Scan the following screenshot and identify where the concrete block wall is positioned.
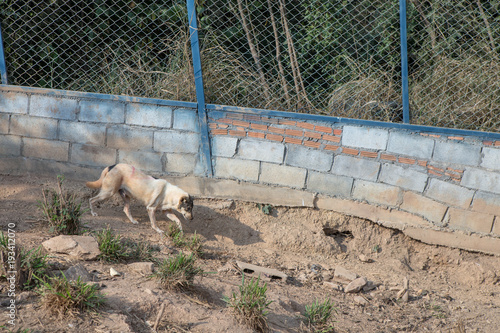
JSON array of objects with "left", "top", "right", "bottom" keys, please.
[
  {"left": 0, "top": 87, "right": 203, "bottom": 178},
  {"left": 208, "top": 110, "right": 500, "bottom": 254},
  {"left": 1, "top": 85, "right": 499, "bottom": 255}
]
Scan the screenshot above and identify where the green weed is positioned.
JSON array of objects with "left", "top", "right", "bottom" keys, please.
[
  {"left": 0, "top": 232, "right": 49, "bottom": 290},
  {"left": 224, "top": 274, "right": 273, "bottom": 333},
  {"left": 303, "top": 298, "right": 337, "bottom": 333},
  {"left": 37, "top": 274, "right": 105, "bottom": 317},
  {"left": 153, "top": 252, "right": 204, "bottom": 290},
  {"left": 38, "top": 175, "right": 86, "bottom": 235}
]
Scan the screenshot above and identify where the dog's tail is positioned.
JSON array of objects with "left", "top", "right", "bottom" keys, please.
[{"left": 86, "top": 165, "right": 113, "bottom": 189}]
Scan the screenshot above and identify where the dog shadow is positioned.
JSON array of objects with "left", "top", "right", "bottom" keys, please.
[{"left": 188, "top": 204, "right": 263, "bottom": 247}]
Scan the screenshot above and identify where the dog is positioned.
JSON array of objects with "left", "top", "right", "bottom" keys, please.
[{"left": 86, "top": 163, "right": 193, "bottom": 234}]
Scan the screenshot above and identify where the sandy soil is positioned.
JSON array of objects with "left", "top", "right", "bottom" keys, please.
[{"left": 0, "top": 174, "right": 499, "bottom": 332}]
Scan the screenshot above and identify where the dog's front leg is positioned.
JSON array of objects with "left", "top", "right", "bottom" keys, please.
[
  {"left": 165, "top": 211, "right": 183, "bottom": 233},
  {"left": 147, "top": 207, "right": 164, "bottom": 234},
  {"left": 119, "top": 190, "right": 139, "bottom": 224}
]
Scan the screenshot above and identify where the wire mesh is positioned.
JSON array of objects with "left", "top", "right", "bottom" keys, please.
[
  {"left": 0, "top": 0, "right": 196, "bottom": 102},
  {"left": 1, "top": 0, "right": 499, "bottom": 132},
  {"left": 198, "top": 0, "right": 403, "bottom": 122}
]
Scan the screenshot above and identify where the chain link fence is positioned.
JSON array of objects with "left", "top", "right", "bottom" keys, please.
[
  {"left": 0, "top": 0, "right": 196, "bottom": 102},
  {"left": 1, "top": 0, "right": 499, "bottom": 132}
]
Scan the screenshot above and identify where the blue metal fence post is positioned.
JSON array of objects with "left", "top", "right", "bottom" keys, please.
[
  {"left": 399, "top": 0, "right": 410, "bottom": 123},
  {"left": 186, "top": 0, "right": 213, "bottom": 177},
  {"left": 0, "top": 19, "right": 8, "bottom": 85}
]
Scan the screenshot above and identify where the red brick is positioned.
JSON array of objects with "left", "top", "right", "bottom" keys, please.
[
  {"left": 381, "top": 154, "right": 397, "bottom": 161},
  {"left": 243, "top": 114, "right": 261, "bottom": 121},
  {"left": 296, "top": 122, "right": 315, "bottom": 130},
  {"left": 212, "top": 129, "right": 227, "bottom": 135},
  {"left": 285, "top": 129, "right": 303, "bottom": 137},
  {"left": 360, "top": 151, "right": 378, "bottom": 158},
  {"left": 208, "top": 123, "right": 217, "bottom": 129},
  {"left": 266, "top": 134, "right": 283, "bottom": 142},
  {"left": 304, "top": 131, "right": 322, "bottom": 139},
  {"left": 444, "top": 171, "right": 461, "bottom": 179},
  {"left": 342, "top": 148, "right": 359, "bottom": 155},
  {"left": 315, "top": 126, "right": 332, "bottom": 134},
  {"left": 279, "top": 119, "right": 296, "bottom": 126},
  {"left": 323, "top": 135, "right": 341, "bottom": 143},
  {"left": 324, "top": 144, "right": 340, "bottom": 151},
  {"left": 233, "top": 120, "right": 250, "bottom": 127},
  {"left": 429, "top": 134, "right": 441, "bottom": 138},
  {"left": 428, "top": 165, "right": 445, "bottom": 172},
  {"left": 417, "top": 160, "right": 428, "bottom": 167},
  {"left": 226, "top": 113, "right": 243, "bottom": 119},
  {"left": 218, "top": 118, "right": 233, "bottom": 124},
  {"left": 495, "top": 141, "right": 500, "bottom": 147},
  {"left": 483, "top": 141, "right": 493, "bottom": 146},
  {"left": 428, "top": 170, "right": 443, "bottom": 177},
  {"left": 448, "top": 136, "right": 464, "bottom": 141},
  {"left": 447, "top": 167, "right": 464, "bottom": 173},
  {"left": 261, "top": 117, "right": 280, "bottom": 124},
  {"left": 303, "top": 140, "right": 321, "bottom": 148},
  {"left": 251, "top": 123, "right": 268, "bottom": 131},
  {"left": 248, "top": 131, "right": 266, "bottom": 139},
  {"left": 229, "top": 130, "right": 246, "bottom": 137},
  {"left": 285, "top": 137, "right": 302, "bottom": 145},
  {"left": 269, "top": 126, "right": 285, "bottom": 135},
  {"left": 333, "top": 129, "right": 343, "bottom": 136},
  {"left": 399, "top": 157, "right": 416, "bottom": 165},
  {"left": 219, "top": 124, "right": 229, "bottom": 129}
]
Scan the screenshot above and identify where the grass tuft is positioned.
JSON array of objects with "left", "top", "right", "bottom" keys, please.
[
  {"left": 38, "top": 175, "right": 86, "bottom": 235},
  {"left": 38, "top": 274, "right": 105, "bottom": 318},
  {"left": 303, "top": 298, "right": 337, "bottom": 333},
  {"left": 224, "top": 274, "right": 272, "bottom": 333},
  {"left": 167, "top": 225, "right": 203, "bottom": 257},
  {"left": 153, "top": 252, "right": 204, "bottom": 290},
  {"left": 0, "top": 232, "right": 49, "bottom": 290},
  {"left": 94, "top": 226, "right": 157, "bottom": 263}
]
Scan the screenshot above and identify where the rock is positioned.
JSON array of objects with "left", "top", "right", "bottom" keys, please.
[
  {"left": 64, "top": 264, "right": 94, "bottom": 282},
  {"left": 42, "top": 235, "right": 100, "bottom": 260},
  {"left": 334, "top": 266, "right": 358, "bottom": 281},
  {"left": 110, "top": 267, "right": 121, "bottom": 276},
  {"left": 353, "top": 295, "right": 369, "bottom": 306},
  {"left": 323, "top": 281, "right": 344, "bottom": 292},
  {"left": 345, "top": 277, "right": 368, "bottom": 293},
  {"left": 236, "top": 261, "right": 288, "bottom": 281},
  {"left": 128, "top": 262, "right": 154, "bottom": 275},
  {"left": 362, "top": 280, "right": 378, "bottom": 292}
]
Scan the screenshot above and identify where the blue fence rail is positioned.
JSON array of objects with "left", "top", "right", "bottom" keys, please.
[{"left": 0, "top": 0, "right": 498, "bottom": 135}]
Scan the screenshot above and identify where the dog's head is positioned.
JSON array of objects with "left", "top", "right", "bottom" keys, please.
[{"left": 177, "top": 195, "right": 194, "bottom": 220}]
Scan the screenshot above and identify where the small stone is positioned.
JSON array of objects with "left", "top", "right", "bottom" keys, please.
[
  {"left": 64, "top": 264, "right": 94, "bottom": 282},
  {"left": 362, "top": 280, "right": 377, "bottom": 292},
  {"left": 110, "top": 267, "right": 121, "bottom": 276},
  {"left": 345, "top": 277, "right": 368, "bottom": 293},
  {"left": 353, "top": 296, "right": 369, "bottom": 306},
  {"left": 42, "top": 235, "right": 100, "bottom": 260},
  {"left": 323, "top": 281, "right": 344, "bottom": 292},
  {"left": 334, "top": 266, "right": 358, "bottom": 281}
]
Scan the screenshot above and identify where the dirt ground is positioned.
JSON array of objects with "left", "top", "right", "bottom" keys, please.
[{"left": 0, "top": 173, "right": 499, "bottom": 333}]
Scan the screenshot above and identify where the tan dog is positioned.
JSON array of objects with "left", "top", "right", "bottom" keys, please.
[{"left": 86, "top": 163, "right": 193, "bottom": 234}]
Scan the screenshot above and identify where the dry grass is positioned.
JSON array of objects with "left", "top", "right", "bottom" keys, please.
[{"left": 38, "top": 275, "right": 105, "bottom": 318}]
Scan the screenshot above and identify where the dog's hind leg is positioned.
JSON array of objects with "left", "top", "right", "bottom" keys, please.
[
  {"left": 119, "top": 190, "right": 139, "bottom": 225},
  {"left": 147, "top": 207, "right": 164, "bottom": 234},
  {"left": 89, "top": 190, "right": 114, "bottom": 217},
  {"left": 165, "top": 211, "right": 183, "bottom": 233}
]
